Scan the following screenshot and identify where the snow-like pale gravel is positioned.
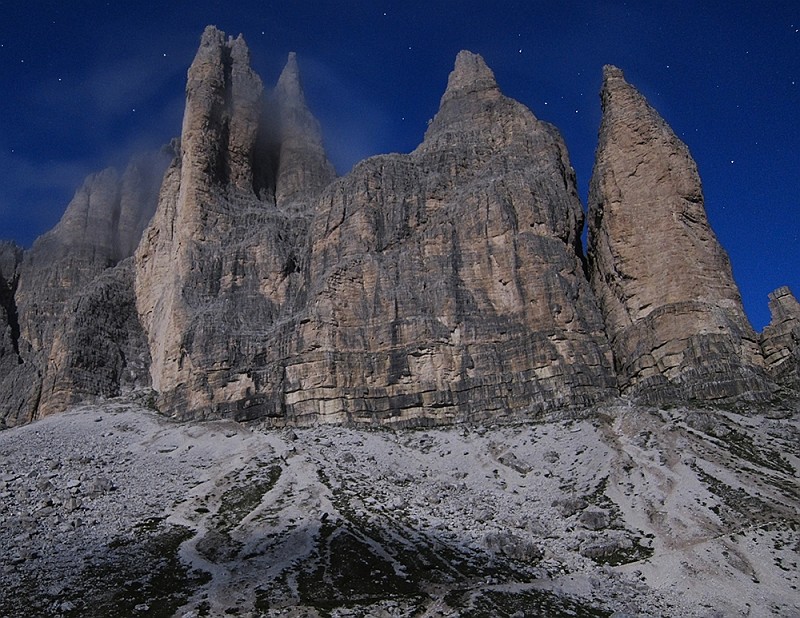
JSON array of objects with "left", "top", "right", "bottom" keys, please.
[{"left": 0, "top": 397, "right": 798, "bottom": 617}]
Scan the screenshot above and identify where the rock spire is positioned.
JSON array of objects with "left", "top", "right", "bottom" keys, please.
[
  {"left": 760, "top": 286, "right": 800, "bottom": 388},
  {"left": 272, "top": 52, "right": 337, "bottom": 210},
  {"left": 135, "top": 28, "right": 337, "bottom": 416},
  {"left": 587, "top": 65, "right": 771, "bottom": 403}
]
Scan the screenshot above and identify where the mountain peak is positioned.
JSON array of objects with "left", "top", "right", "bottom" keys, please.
[
  {"left": 275, "top": 52, "right": 303, "bottom": 103},
  {"left": 420, "top": 50, "right": 508, "bottom": 148},
  {"left": 588, "top": 64, "right": 770, "bottom": 401},
  {"left": 601, "top": 64, "right": 625, "bottom": 82},
  {"left": 442, "top": 50, "right": 499, "bottom": 101}
]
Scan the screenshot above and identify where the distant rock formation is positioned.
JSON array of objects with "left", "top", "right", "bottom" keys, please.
[
  {"left": 587, "top": 65, "right": 772, "bottom": 404},
  {"left": 0, "top": 152, "right": 169, "bottom": 424},
  {"left": 271, "top": 52, "right": 337, "bottom": 211},
  {"left": 0, "top": 28, "right": 793, "bottom": 427},
  {"left": 761, "top": 287, "right": 800, "bottom": 388}
]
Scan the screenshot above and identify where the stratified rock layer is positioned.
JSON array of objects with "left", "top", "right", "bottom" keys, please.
[
  {"left": 587, "top": 66, "right": 770, "bottom": 403},
  {"left": 761, "top": 286, "right": 800, "bottom": 388}
]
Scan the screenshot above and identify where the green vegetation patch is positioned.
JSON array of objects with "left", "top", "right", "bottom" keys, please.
[
  {"left": 212, "top": 463, "right": 282, "bottom": 532},
  {"left": 67, "top": 524, "right": 210, "bottom": 618}
]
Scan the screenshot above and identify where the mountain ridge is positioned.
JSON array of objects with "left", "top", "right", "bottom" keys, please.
[{"left": 0, "top": 26, "right": 797, "bottom": 427}]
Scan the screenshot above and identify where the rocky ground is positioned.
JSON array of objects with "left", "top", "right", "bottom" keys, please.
[{"left": 0, "top": 395, "right": 798, "bottom": 617}]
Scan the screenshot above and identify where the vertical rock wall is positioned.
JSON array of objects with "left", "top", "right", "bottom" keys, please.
[
  {"left": 587, "top": 66, "right": 771, "bottom": 403},
  {"left": 289, "top": 51, "right": 618, "bottom": 424},
  {"left": 135, "top": 27, "right": 336, "bottom": 418}
]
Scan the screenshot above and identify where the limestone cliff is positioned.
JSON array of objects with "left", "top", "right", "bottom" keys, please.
[
  {"left": 2, "top": 30, "right": 794, "bottom": 427},
  {"left": 587, "top": 66, "right": 771, "bottom": 403},
  {"left": 292, "top": 51, "right": 618, "bottom": 424},
  {"left": 135, "top": 27, "right": 336, "bottom": 417},
  {"left": 37, "top": 260, "right": 152, "bottom": 413},
  {"left": 0, "top": 242, "right": 25, "bottom": 427},
  {"left": 0, "top": 242, "right": 21, "bottom": 362}
]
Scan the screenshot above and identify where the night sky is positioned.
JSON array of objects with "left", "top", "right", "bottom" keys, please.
[{"left": 1, "top": 2, "right": 797, "bottom": 330}]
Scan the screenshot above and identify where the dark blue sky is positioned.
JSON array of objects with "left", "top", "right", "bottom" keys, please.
[{"left": 0, "top": 2, "right": 797, "bottom": 330}]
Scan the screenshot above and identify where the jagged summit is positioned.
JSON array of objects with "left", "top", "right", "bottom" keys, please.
[
  {"left": 601, "top": 63, "right": 625, "bottom": 83},
  {"left": 761, "top": 286, "right": 800, "bottom": 386},
  {"left": 420, "top": 50, "right": 539, "bottom": 153},
  {"left": 275, "top": 51, "right": 303, "bottom": 102},
  {"left": 442, "top": 50, "right": 500, "bottom": 100},
  {"left": 272, "top": 51, "right": 336, "bottom": 209}
]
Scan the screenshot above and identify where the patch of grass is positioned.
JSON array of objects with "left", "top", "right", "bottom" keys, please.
[
  {"left": 212, "top": 464, "right": 281, "bottom": 532},
  {"left": 721, "top": 430, "right": 795, "bottom": 476},
  {"left": 453, "top": 588, "right": 612, "bottom": 617},
  {"left": 62, "top": 524, "right": 211, "bottom": 618},
  {"left": 694, "top": 467, "right": 780, "bottom": 527},
  {"left": 133, "top": 516, "right": 167, "bottom": 533},
  {"left": 295, "top": 521, "right": 423, "bottom": 610}
]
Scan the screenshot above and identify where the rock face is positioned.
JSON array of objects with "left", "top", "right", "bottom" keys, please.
[
  {"left": 135, "top": 27, "right": 336, "bottom": 418},
  {"left": 137, "top": 39, "right": 618, "bottom": 423},
  {"left": 2, "top": 30, "right": 794, "bottom": 427},
  {"left": 761, "top": 287, "right": 800, "bottom": 387},
  {"left": 0, "top": 242, "right": 22, "bottom": 362},
  {"left": 0, "top": 152, "right": 168, "bottom": 425},
  {"left": 587, "top": 65, "right": 771, "bottom": 403},
  {"left": 292, "top": 51, "right": 617, "bottom": 424},
  {"left": 0, "top": 242, "right": 25, "bottom": 427},
  {"left": 37, "top": 259, "right": 152, "bottom": 414}
]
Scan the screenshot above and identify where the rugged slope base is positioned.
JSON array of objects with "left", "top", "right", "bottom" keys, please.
[
  {"left": 587, "top": 65, "right": 772, "bottom": 404},
  {"left": 1, "top": 401, "right": 798, "bottom": 617}
]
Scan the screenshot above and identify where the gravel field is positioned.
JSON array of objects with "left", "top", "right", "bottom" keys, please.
[{"left": 1, "top": 396, "right": 798, "bottom": 617}]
